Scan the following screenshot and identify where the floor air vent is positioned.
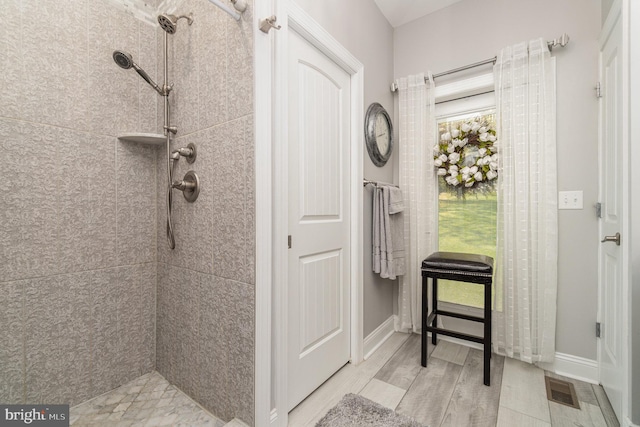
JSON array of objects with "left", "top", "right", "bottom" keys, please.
[{"left": 545, "top": 376, "right": 580, "bottom": 409}]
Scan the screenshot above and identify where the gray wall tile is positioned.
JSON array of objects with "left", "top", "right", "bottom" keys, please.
[
  {"left": 225, "top": 4, "right": 253, "bottom": 120},
  {"left": 0, "top": 0, "right": 24, "bottom": 120},
  {"left": 91, "top": 268, "right": 121, "bottom": 396},
  {"left": 25, "top": 274, "right": 92, "bottom": 406},
  {"left": 198, "top": 274, "right": 230, "bottom": 420},
  {"left": 117, "top": 141, "right": 157, "bottom": 265},
  {"left": 197, "top": 2, "right": 227, "bottom": 129},
  {"left": 226, "top": 280, "right": 255, "bottom": 425},
  {"left": 0, "top": 280, "right": 24, "bottom": 404},
  {"left": 118, "top": 263, "right": 157, "bottom": 384},
  {"left": 0, "top": 120, "right": 60, "bottom": 282},
  {"left": 58, "top": 132, "right": 117, "bottom": 272},
  {"left": 212, "top": 118, "right": 252, "bottom": 283},
  {"left": 21, "top": 0, "right": 90, "bottom": 131}
]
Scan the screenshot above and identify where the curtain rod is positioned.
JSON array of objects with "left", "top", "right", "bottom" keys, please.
[{"left": 390, "top": 33, "right": 569, "bottom": 92}]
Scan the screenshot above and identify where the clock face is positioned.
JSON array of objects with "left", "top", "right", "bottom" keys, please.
[
  {"left": 365, "top": 102, "right": 393, "bottom": 167},
  {"left": 375, "top": 113, "right": 390, "bottom": 156}
]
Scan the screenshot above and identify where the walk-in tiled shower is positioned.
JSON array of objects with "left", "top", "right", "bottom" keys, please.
[{"left": 0, "top": 0, "right": 255, "bottom": 424}]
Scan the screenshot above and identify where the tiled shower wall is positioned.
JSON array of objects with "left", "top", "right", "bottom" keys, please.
[
  {"left": 0, "top": 1, "right": 159, "bottom": 406},
  {"left": 154, "top": 0, "right": 255, "bottom": 424}
]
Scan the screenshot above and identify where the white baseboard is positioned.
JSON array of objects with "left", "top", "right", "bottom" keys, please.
[
  {"left": 363, "top": 315, "right": 396, "bottom": 360},
  {"left": 424, "top": 331, "right": 599, "bottom": 385},
  {"left": 538, "top": 352, "right": 599, "bottom": 384}
]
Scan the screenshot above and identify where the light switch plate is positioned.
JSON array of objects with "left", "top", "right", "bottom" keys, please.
[{"left": 558, "top": 191, "right": 583, "bottom": 210}]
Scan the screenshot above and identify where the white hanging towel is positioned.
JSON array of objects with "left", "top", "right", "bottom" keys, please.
[{"left": 372, "top": 185, "right": 406, "bottom": 279}]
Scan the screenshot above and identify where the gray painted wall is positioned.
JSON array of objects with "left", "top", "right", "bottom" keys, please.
[
  {"left": 0, "top": 0, "right": 158, "bottom": 406},
  {"left": 630, "top": 1, "right": 640, "bottom": 422},
  {"left": 394, "top": 0, "right": 601, "bottom": 360},
  {"left": 293, "top": 0, "right": 397, "bottom": 338},
  {"left": 154, "top": 0, "right": 255, "bottom": 424},
  {"left": 602, "top": 0, "right": 614, "bottom": 24}
]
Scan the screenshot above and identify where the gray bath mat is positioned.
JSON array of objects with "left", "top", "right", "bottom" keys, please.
[{"left": 316, "top": 393, "right": 426, "bottom": 427}]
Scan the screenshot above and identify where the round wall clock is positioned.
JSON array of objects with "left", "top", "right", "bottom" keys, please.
[{"left": 365, "top": 102, "right": 394, "bottom": 167}]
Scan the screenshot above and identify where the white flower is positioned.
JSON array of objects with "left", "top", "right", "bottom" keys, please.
[
  {"left": 447, "top": 144, "right": 455, "bottom": 153},
  {"left": 461, "top": 123, "right": 471, "bottom": 132},
  {"left": 478, "top": 148, "right": 487, "bottom": 157},
  {"left": 476, "top": 157, "right": 487, "bottom": 166},
  {"left": 433, "top": 144, "right": 440, "bottom": 155},
  {"left": 459, "top": 138, "right": 468, "bottom": 147},
  {"left": 462, "top": 174, "right": 469, "bottom": 181},
  {"left": 470, "top": 166, "right": 478, "bottom": 174},
  {"left": 451, "top": 129, "right": 460, "bottom": 138},
  {"left": 479, "top": 132, "right": 489, "bottom": 142},
  {"left": 434, "top": 158, "right": 443, "bottom": 167},
  {"left": 452, "top": 138, "right": 463, "bottom": 147},
  {"left": 437, "top": 168, "right": 447, "bottom": 176},
  {"left": 465, "top": 181, "right": 474, "bottom": 187},
  {"left": 439, "top": 154, "right": 448, "bottom": 162},
  {"left": 471, "top": 123, "right": 481, "bottom": 132},
  {"left": 474, "top": 171, "right": 483, "bottom": 181},
  {"left": 488, "top": 134, "right": 497, "bottom": 142},
  {"left": 448, "top": 152, "right": 460, "bottom": 163},
  {"left": 491, "top": 153, "right": 498, "bottom": 161},
  {"left": 487, "top": 170, "right": 498, "bottom": 180},
  {"left": 441, "top": 132, "right": 452, "bottom": 141},
  {"left": 446, "top": 176, "right": 460, "bottom": 186},
  {"left": 490, "top": 161, "right": 498, "bottom": 170},
  {"left": 448, "top": 164, "right": 459, "bottom": 172},
  {"left": 461, "top": 166, "right": 470, "bottom": 175},
  {"left": 479, "top": 126, "right": 488, "bottom": 134}
]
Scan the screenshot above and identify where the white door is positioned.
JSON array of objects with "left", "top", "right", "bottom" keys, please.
[
  {"left": 598, "top": 13, "right": 623, "bottom": 421},
  {"left": 287, "top": 29, "right": 352, "bottom": 411}
]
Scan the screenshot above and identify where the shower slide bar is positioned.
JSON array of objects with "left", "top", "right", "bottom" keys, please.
[{"left": 390, "top": 33, "right": 570, "bottom": 92}]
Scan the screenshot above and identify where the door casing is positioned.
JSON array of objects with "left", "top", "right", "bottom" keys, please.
[{"left": 254, "top": 1, "right": 365, "bottom": 425}]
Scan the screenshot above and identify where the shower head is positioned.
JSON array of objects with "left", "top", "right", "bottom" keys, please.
[
  {"left": 112, "top": 50, "right": 164, "bottom": 96},
  {"left": 157, "top": 13, "right": 193, "bottom": 34},
  {"left": 113, "top": 50, "right": 133, "bottom": 69}
]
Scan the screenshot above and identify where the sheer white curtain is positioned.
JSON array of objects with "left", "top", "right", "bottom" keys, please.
[
  {"left": 397, "top": 73, "right": 437, "bottom": 333},
  {"left": 493, "top": 39, "right": 558, "bottom": 363}
]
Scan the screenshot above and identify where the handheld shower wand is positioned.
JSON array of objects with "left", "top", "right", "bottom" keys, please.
[{"left": 112, "top": 51, "right": 164, "bottom": 96}]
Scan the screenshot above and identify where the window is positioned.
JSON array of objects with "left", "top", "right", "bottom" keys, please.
[{"left": 436, "top": 109, "right": 497, "bottom": 309}]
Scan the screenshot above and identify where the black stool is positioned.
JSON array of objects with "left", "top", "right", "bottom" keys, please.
[{"left": 421, "top": 251, "right": 494, "bottom": 386}]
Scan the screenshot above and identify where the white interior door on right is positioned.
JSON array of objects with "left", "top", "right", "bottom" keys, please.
[{"left": 598, "top": 12, "right": 623, "bottom": 422}]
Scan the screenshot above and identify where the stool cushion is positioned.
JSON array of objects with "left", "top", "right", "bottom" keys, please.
[{"left": 422, "top": 251, "right": 493, "bottom": 274}]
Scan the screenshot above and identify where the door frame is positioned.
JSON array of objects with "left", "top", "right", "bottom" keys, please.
[
  {"left": 597, "top": 0, "right": 631, "bottom": 424},
  {"left": 254, "top": 1, "right": 365, "bottom": 425}
]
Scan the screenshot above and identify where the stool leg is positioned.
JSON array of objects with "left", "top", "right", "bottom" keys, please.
[
  {"left": 432, "top": 277, "right": 438, "bottom": 346},
  {"left": 484, "top": 280, "right": 491, "bottom": 386},
  {"left": 421, "top": 275, "right": 427, "bottom": 367}
]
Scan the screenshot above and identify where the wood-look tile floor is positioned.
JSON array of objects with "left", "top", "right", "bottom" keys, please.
[{"left": 289, "top": 333, "right": 619, "bottom": 427}]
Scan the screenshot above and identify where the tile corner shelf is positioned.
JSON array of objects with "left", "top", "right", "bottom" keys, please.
[{"left": 117, "top": 133, "right": 165, "bottom": 146}]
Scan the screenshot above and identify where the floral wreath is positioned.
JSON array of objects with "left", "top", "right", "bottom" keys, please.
[{"left": 434, "top": 117, "right": 498, "bottom": 189}]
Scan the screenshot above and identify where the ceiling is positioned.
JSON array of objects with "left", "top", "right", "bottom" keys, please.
[{"left": 373, "top": 0, "right": 464, "bottom": 28}]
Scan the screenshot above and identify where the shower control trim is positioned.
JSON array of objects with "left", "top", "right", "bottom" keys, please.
[{"left": 172, "top": 170, "right": 200, "bottom": 202}]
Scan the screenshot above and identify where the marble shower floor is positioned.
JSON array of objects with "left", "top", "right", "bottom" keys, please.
[{"left": 70, "top": 372, "right": 225, "bottom": 427}]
